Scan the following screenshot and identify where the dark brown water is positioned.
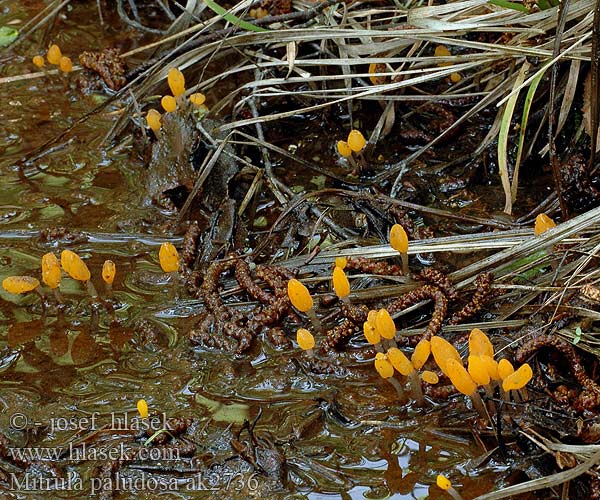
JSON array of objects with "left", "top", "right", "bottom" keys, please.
[{"left": 0, "top": 2, "right": 505, "bottom": 499}]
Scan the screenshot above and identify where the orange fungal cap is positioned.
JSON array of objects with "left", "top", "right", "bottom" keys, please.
[
  {"left": 367, "top": 309, "right": 377, "bottom": 327},
  {"left": 287, "top": 279, "right": 313, "bottom": 312},
  {"left": 41, "top": 253, "right": 61, "bottom": 289},
  {"left": 2, "top": 276, "right": 40, "bottom": 294},
  {"left": 296, "top": 328, "right": 315, "bottom": 350},
  {"left": 47, "top": 44, "right": 62, "bottom": 65},
  {"left": 436, "top": 474, "right": 452, "bottom": 491},
  {"left": 161, "top": 95, "right": 177, "bottom": 113},
  {"left": 146, "top": 109, "right": 162, "bottom": 133},
  {"left": 337, "top": 140, "right": 352, "bottom": 158},
  {"left": 347, "top": 130, "right": 366, "bottom": 152},
  {"left": 59, "top": 56, "right": 72, "bottom": 73},
  {"left": 468, "top": 328, "right": 494, "bottom": 358},
  {"left": 389, "top": 224, "right": 409, "bottom": 254},
  {"left": 498, "top": 358, "right": 515, "bottom": 380},
  {"left": 480, "top": 354, "right": 500, "bottom": 381},
  {"left": 534, "top": 213, "right": 556, "bottom": 235},
  {"left": 332, "top": 266, "right": 350, "bottom": 299},
  {"left": 387, "top": 347, "right": 414, "bottom": 376},
  {"left": 60, "top": 250, "right": 91, "bottom": 281},
  {"left": 159, "top": 242, "right": 179, "bottom": 273},
  {"left": 430, "top": 336, "right": 461, "bottom": 377},
  {"left": 411, "top": 338, "right": 431, "bottom": 370},
  {"left": 137, "top": 399, "right": 149, "bottom": 418},
  {"left": 335, "top": 256, "right": 347, "bottom": 269},
  {"left": 189, "top": 93, "right": 206, "bottom": 106},
  {"left": 32, "top": 55, "right": 45, "bottom": 68},
  {"left": 446, "top": 358, "right": 477, "bottom": 396},
  {"left": 374, "top": 353, "right": 394, "bottom": 379},
  {"left": 102, "top": 260, "right": 116, "bottom": 285},
  {"left": 502, "top": 363, "right": 533, "bottom": 391},
  {"left": 363, "top": 321, "right": 381, "bottom": 345},
  {"left": 168, "top": 67, "right": 185, "bottom": 97},
  {"left": 468, "top": 355, "right": 491, "bottom": 386},
  {"left": 375, "top": 308, "right": 396, "bottom": 340},
  {"left": 421, "top": 370, "right": 439, "bottom": 384}
]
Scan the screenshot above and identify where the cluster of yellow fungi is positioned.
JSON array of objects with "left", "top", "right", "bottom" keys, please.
[
  {"left": 146, "top": 67, "right": 207, "bottom": 135},
  {"left": 32, "top": 43, "right": 72, "bottom": 73},
  {"left": 369, "top": 313, "right": 435, "bottom": 405},
  {"left": 2, "top": 243, "right": 180, "bottom": 303},
  {"left": 336, "top": 130, "right": 367, "bottom": 170}
]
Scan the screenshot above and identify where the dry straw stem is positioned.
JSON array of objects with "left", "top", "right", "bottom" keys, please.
[{"left": 472, "top": 449, "right": 600, "bottom": 500}]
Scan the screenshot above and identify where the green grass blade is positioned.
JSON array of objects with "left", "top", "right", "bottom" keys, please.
[
  {"left": 512, "top": 65, "right": 545, "bottom": 202},
  {"left": 487, "top": 0, "right": 529, "bottom": 12},
  {"left": 204, "top": 0, "right": 270, "bottom": 32},
  {"left": 498, "top": 61, "right": 529, "bottom": 215}
]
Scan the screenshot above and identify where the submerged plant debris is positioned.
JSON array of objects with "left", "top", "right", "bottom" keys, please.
[{"left": 2, "top": 0, "right": 600, "bottom": 499}]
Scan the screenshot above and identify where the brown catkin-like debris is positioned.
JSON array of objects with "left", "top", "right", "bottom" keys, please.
[
  {"left": 346, "top": 257, "right": 404, "bottom": 276},
  {"left": 419, "top": 268, "right": 457, "bottom": 300},
  {"left": 181, "top": 221, "right": 201, "bottom": 269},
  {"left": 448, "top": 272, "right": 493, "bottom": 325}
]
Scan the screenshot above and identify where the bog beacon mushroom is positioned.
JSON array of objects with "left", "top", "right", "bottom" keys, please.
[
  {"left": 42, "top": 252, "right": 62, "bottom": 302},
  {"left": 332, "top": 266, "right": 350, "bottom": 303},
  {"left": 389, "top": 223, "right": 410, "bottom": 276},
  {"left": 436, "top": 474, "right": 464, "bottom": 500},
  {"left": 168, "top": 67, "right": 185, "bottom": 97},
  {"left": 374, "top": 308, "right": 397, "bottom": 347},
  {"left": 445, "top": 358, "right": 489, "bottom": 421},
  {"left": 335, "top": 256, "right": 347, "bottom": 269},
  {"left": 502, "top": 362, "right": 533, "bottom": 401},
  {"left": 146, "top": 109, "right": 162, "bottom": 135},
  {"left": 363, "top": 320, "right": 383, "bottom": 352},
  {"left": 137, "top": 399, "right": 149, "bottom": 418},
  {"left": 59, "top": 56, "right": 72, "bottom": 73},
  {"left": 189, "top": 93, "right": 206, "bottom": 106},
  {"left": 159, "top": 242, "right": 179, "bottom": 273},
  {"left": 296, "top": 328, "right": 315, "bottom": 358},
  {"left": 161, "top": 95, "right": 177, "bottom": 113},
  {"left": 2, "top": 276, "right": 41, "bottom": 297},
  {"left": 347, "top": 129, "right": 366, "bottom": 152},
  {"left": 287, "top": 278, "right": 322, "bottom": 332},
  {"left": 102, "top": 260, "right": 116, "bottom": 293},
  {"left": 47, "top": 44, "right": 62, "bottom": 65},
  {"left": 374, "top": 352, "right": 405, "bottom": 400},
  {"left": 431, "top": 336, "right": 461, "bottom": 378},
  {"left": 534, "top": 213, "right": 556, "bottom": 235},
  {"left": 60, "top": 250, "right": 97, "bottom": 297},
  {"left": 387, "top": 347, "right": 425, "bottom": 405},
  {"left": 32, "top": 55, "right": 45, "bottom": 68}
]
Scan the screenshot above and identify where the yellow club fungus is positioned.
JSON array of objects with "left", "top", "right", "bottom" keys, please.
[
  {"left": 502, "top": 363, "right": 533, "bottom": 401},
  {"left": 468, "top": 355, "right": 493, "bottom": 399},
  {"left": 434, "top": 45, "right": 451, "bottom": 58},
  {"left": 480, "top": 354, "right": 500, "bottom": 381},
  {"left": 61, "top": 250, "right": 96, "bottom": 297},
  {"left": 388, "top": 347, "right": 424, "bottom": 405},
  {"left": 287, "top": 278, "right": 321, "bottom": 332},
  {"left": 363, "top": 321, "right": 382, "bottom": 351},
  {"left": 287, "top": 279, "right": 313, "bottom": 312},
  {"left": 375, "top": 308, "right": 396, "bottom": 342},
  {"left": 347, "top": 130, "right": 366, "bottom": 153},
  {"left": 446, "top": 358, "right": 489, "bottom": 420},
  {"left": 450, "top": 72, "right": 462, "bottom": 83},
  {"left": 498, "top": 358, "right": 515, "bottom": 380},
  {"left": 375, "top": 352, "right": 405, "bottom": 399},
  {"left": 335, "top": 256, "right": 347, "bottom": 269},
  {"left": 47, "top": 44, "right": 62, "bottom": 65},
  {"left": 137, "top": 399, "right": 149, "bottom": 418},
  {"left": 421, "top": 370, "right": 439, "bottom": 384},
  {"left": 161, "top": 95, "right": 177, "bottom": 113},
  {"left": 146, "top": 109, "right": 162, "bottom": 134},
  {"left": 102, "top": 260, "right": 116, "bottom": 293},
  {"left": 332, "top": 266, "right": 350, "bottom": 300},
  {"left": 42, "top": 253, "right": 61, "bottom": 289},
  {"left": 431, "top": 336, "right": 461, "bottom": 378},
  {"left": 389, "top": 224, "right": 409, "bottom": 275},
  {"left": 367, "top": 309, "right": 377, "bottom": 326},
  {"left": 534, "top": 213, "right": 556, "bottom": 235},
  {"left": 59, "top": 56, "right": 72, "bottom": 73},
  {"left": 337, "top": 140, "right": 352, "bottom": 158},
  {"left": 468, "top": 328, "right": 494, "bottom": 358},
  {"left": 42, "top": 252, "right": 62, "bottom": 302},
  {"left": 436, "top": 475, "right": 464, "bottom": 500},
  {"left": 159, "top": 242, "right": 179, "bottom": 273},
  {"left": 168, "top": 67, "right": 185, "bottom": 97},
  {"left": 296, "top": 328, "right": 315, "bottom": 357},
  {"left": 189, "top": 93, "right": 206, "bottom": 106},
  {"left": 411, "top": 338, "right": 431, "bottom": 370},
  {"left": 32, "top": 55, "right": 44, "bottom": 68},
  {"left": 2, "top": 276, "right": 41, "bottom": 295}
]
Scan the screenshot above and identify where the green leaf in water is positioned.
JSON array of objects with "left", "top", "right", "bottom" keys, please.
[
  {"left": 0, "top": 26, "right": 18, "bottom": 47},
  {"left": 204, "top": 0, "right": 270, "bottom": 32},
  {"left": 573, "top": 326, "right": 582, "bottom": 345}
]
